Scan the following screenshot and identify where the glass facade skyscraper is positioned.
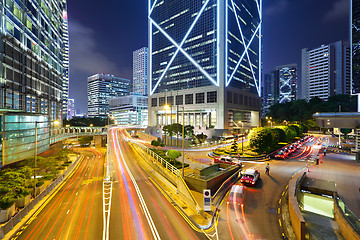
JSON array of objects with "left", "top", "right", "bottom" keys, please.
[
  {"left": 277, "top": 64, "right": 297, "bottom": 104},
  {"left": 352, "top": 0, "right": 360, "bottom": 94},
  {"left": 87, "top": 74, "right": 130, "bottom": 118},
  {"left": 62, "top": 3, "right": 70, "bottom": 117},
  {"left": 0, "top": 0, "right": 67, "bottom": 121},
  {"left": 148, "top": 0, "right": 262, "bottom": 131}
]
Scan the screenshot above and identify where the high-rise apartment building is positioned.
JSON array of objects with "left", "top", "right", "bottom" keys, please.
[
  {"left": 133, "top": 47, "right": 148, "bottom": 96},
  {"left": 0, "top": 0, "right": 68, "bottom": 166},
  {"left": 301, "top": 41, "right": 350, "bottom": 101},
  {"left": 148, "top": 0, "right": 262, "bottom": 134},
  {"left": 352, "top": 0, "right": 360, "bottom": 96},
  {"left": 87, "top": 74, "right": 130, "bottom": 117}
]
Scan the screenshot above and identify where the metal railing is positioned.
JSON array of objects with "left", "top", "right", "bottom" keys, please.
[
  {"left": 0, "top": 155, "right": 82, "bottom": 239},
  {"left": 128, "top": 138, "right": 181, "bottom": 177}
]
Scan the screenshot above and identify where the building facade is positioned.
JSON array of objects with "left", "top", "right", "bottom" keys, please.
[
  {"left": 62, "top": 5, "right": 70, "bottom": 118},
  {"left": 352, "top": 0, "right": 360, "bottom": 95},
  {"left": 0, "top": 0, "right": 67, "bottom": 121},
  {"left": 301, "top": 41, "right": 350, "bottom": 101},
  {"left": 67, "top": 98, "right": 75, "bottom": 120},
  {"left": 148, "top": 0, "right": 262, "bottom": 133},
  {"left": 276, "top": 64, "right": 297, "bottom": 103},
  {"left": 87, "top": 74, "right": 130, "bottom": 117},
  {"left": 133, "top": 47, "right": 148, "bottom": 96},
  {"left": 0, "top": 0, "right": 68, "bottom": 166},
  {"left": 109, "top": 94, "right": 148, "bottom": 127},
  {"left": 262, "top": 73, "right": 274, "bottom": 116}
]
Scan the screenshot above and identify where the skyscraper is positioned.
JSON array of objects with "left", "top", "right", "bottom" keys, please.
[
  {"left": 351, "top": 0, "right": 360, "bottom": 96},
  {"left": 62, "top": 3, "right": 70, "bottom": 118},
  {"left": 67, "top": 99, "right": 75, "bottom": 120},
  {"left": 0, "top": 0, "right": 68, "bottom": 165},
  {"left": 87, "top": 74, "right": 130, "bottom": 117},
  {"left": 301, "top": 41, "right": 350, "bottom": 101},
  {"left": 148, "top": 0, "right": 262, "bottom": 133},
  {"left": 133, "top": 47, "right": 148, "bottom": 96},
  {"left": 276, "top": 64, "right": 297, "bottom": 103}
]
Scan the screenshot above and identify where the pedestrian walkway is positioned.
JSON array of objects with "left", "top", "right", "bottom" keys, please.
[{"left": 302, "top": 212, "right": 344, "bottom": 240}]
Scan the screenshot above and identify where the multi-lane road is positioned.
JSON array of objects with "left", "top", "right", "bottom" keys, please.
[
  {"left": 12, "top": 148, "right": 104, "bottom": 240},
  {"left": 11, "top": 131, "right": 359, "bottom": 240}
]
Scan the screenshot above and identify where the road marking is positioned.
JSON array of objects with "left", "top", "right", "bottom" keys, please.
[
  {"left": 282, "top": 191, "right": 285, "bottom": 196},
  {"left": 279, "top": 219, "right": 282, "bottom": 227},
  {"left": 76, "top": 192, "right": 78, "bottom": 195},
  {"left": 66, "top": 210, "right": 70, "bottom": 215},
  {"left": 278, "top": 208, "right": 280, "bottom": 214},
  {"left": 279, "top": 199, "right": 282, "bottom": 204}
]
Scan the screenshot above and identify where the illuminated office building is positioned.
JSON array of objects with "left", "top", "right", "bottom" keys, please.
[
  {"left": 352, "top": 0, "right": 360, "bottom": 96},
  {"left": 67, "top": 98, "right": 75, "bottom": 120},
  {"left": 148, "top": 0, "right": 262, "bottom": 134},
  {"left": 0, "top": 0, "right": 68, "bottom": 166},
  {"left": 276, "top": 64, "right": 297, "bottom": 103},
  {"left": 301, "top": 41, "right": 350, "bottom": 101},
  {"left": 109, "top": 93, "right": 148, "bottom": 127},
  {"left": 62, "top": 4, "right": 70, "bottom": 117},
  {"left": 133, "top": 47, "right": 148, "bottom": 96},
  {"left": 87, "top": 74, "right": 130, "bottom": 118}
]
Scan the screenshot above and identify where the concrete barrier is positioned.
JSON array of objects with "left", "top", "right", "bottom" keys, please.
[
  {"left": 333, "top": 196, "right": 360, "bottom": 240},
  {"left": 288, "top": 172, "right": 306, "bottom": 240},
  {"left": 0, "top": 204, "right": 15, "bottom": 223}
]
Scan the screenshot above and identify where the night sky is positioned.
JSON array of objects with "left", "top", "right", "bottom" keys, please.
[{"left": 67, "top": 0, "right": 350, "bottom": 114}]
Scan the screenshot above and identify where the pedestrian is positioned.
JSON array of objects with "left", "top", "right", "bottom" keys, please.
[{"left": 265, "top": 163, "right": 270, "bottom": 175}]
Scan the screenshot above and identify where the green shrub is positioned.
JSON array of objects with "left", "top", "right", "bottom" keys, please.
[{"left": 151, "top": 140, "right": 160, "bottom": 146}]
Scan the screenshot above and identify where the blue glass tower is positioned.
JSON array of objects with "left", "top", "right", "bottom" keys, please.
[{"left": 148, "top": 0, "right": 262, "bottom": 131}]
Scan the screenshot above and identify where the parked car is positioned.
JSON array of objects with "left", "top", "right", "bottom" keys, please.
[
  {"left": 227, "top": 184, "right": 246, "bottom": 206},
  {"left": 240, "top": 169, "right": 260, "bottom": 185}
]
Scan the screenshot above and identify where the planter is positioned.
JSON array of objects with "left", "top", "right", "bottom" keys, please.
[
  {"left": 0, "top": 203, "right": 15, "bottom": 223},
  {"left": 15, "top": 194, "right": 31, "bottom": 208}
]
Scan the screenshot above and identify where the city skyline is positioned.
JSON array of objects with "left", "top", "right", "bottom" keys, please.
[{"left": 67, "top": 0, "right": 350, "bottom": 113}]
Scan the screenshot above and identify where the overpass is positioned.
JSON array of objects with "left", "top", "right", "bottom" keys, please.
[{"left": 313, "top": 112, "right": 360, "bottom": 152}]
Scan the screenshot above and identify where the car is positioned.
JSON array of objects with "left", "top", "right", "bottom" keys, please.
[
  {"left": 227, "top": 184, "right": 246, "bottom": 206},
  {"left": 275, "top": 150, "right": 288, "bottom": 159},
  {"left": 240, "top": 169, "right": 260, "bottom": 185},
  {"left": 214, "top": 155, "right": 243, "bottom": 166}
]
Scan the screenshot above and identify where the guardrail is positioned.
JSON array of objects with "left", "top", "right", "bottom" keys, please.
[
  {"left": 211, "top": 167, "right": 242, "bottom": 205},
  {"left": 128, "top": 139, "right": 181, "bottom": 177},
  {"left": 0, "top": 155, "right": 82, "bottom": 239}
]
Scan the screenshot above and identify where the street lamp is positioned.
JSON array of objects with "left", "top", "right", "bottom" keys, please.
[
  {"left": 164, "top": 105, "right": 170, "bottom": 146},
  {"left": 268, "top": 120, "right": 273, "bottom": 128},
  {"left": 181, "top": 106, "right": 185, "bottom": 177},
  {"left": 90, "top": 124, "right": 94, "bottom": 127},
  {"left": 239, "top": 121, "right": 244, "bottom": 154},
  {"left": 34, "top": 121, "right": 39, "bottom": 197}
]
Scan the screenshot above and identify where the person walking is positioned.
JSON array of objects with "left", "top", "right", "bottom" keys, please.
[{"left": 265, "top": 163, "right": 270, "bottom": 175}]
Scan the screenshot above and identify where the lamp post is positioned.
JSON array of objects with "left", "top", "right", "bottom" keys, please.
[
  {"left": 239, "top": 121, "right": 244, "bottom": 154},
  {"left": 181, "top": 106, "right": 185, "bottom": 177},
  {"left": 34, "top": 121, "right": 38, "bottom": 196},
  {"left": 164, "top": 105, "right": 170, "bottom": 146},
  {"left": 268, "top": 120, "right": 273, "bottom": 128}
]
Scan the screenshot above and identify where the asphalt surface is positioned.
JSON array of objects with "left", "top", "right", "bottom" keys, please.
[
  {"left": 12, "top": 148, "right": 104, "bottom": 240},
  {"left": 108, "top": 128, "right": 207, "bottom": 240}
]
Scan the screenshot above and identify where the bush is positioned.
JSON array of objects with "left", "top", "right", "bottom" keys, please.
[
  {"left": 160, "top": 143, "right": 165, "bottom": 147},
  {"left": 151, "top": 140, "right": 160, "bottom": 146}
]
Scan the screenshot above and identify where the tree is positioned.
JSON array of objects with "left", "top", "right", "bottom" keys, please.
[
  {"left": 195, "top": 133, "right": 207, "bottom": 143},
  {"left": 167, "top": 150, "right": 182, "bottom": 167},
  {"left": 184, "top": 125, "right": 194, "bottom": 138},
  {"left": 151, "top": 140, "right": 160, "bottom": 146},
  {"left": 248, "top": 127, "right": 275, "bottom": 152},
  {"left": 340, "top": 128, "right": 352, "bottom": 139}
]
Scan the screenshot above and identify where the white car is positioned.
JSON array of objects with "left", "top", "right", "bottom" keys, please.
[{"left": 240, "top": 169, "right": 260, "bottom": 185}]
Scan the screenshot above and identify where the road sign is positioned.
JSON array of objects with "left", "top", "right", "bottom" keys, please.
[{"left": 203, "top": 189, "right": 211, "bottom": 211}]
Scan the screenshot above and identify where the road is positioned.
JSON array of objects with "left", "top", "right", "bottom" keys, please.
[
  {"left": 107, "top": 128, "right": 206, "bottom": 240},
  {"left": 12, "top": 148, "right": 104, "bottom": 240}
]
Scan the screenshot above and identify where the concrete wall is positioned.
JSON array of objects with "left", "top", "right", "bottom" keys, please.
[
  {"left": 0, "top": 203, "right": 15, "bottom": 223},
  {"left": 185, "top": 164, "right": 240, "bottom": 193},
  {"left": 138, "top": 131, "right": 158, "bottom": 142},
  {"left": 334, "top": 199, "right": 360, "bottom": 240},
  {"left": 288, "top": 173, "right": 306, "bottom": 240}
]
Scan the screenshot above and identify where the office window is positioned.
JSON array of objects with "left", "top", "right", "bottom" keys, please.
[
  {"left": 159, "top": 97, "right": 165, "bottom": 106},
  {"left": 167, "top": 96, "right": 174, "bottom": 106},
  {"left": 151, "top": 98, "right": 157, "bottom": 107},
  {"left": 185, "top": 94, "right": 193, "bottom": 104},
  {"left": 234, "top": 93, "right": 239, "bottom": 104},
  {"left": 196, "top": 93, "right": 205, "bottom": 104},
  {"left": 244, "top": 96, "right": 248, "bottom": 106},
  {"left": 227, "top": 92, "right": 233, "bottom": 103},
  {"left": 176, "top": 95, "right": 183, "bottom": 105},
  {"left": 239, "top": 94, "right": 243, "bottom": 105},
  {"left": 207, "top": 91, "right": 217, "bottom": 103}
]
